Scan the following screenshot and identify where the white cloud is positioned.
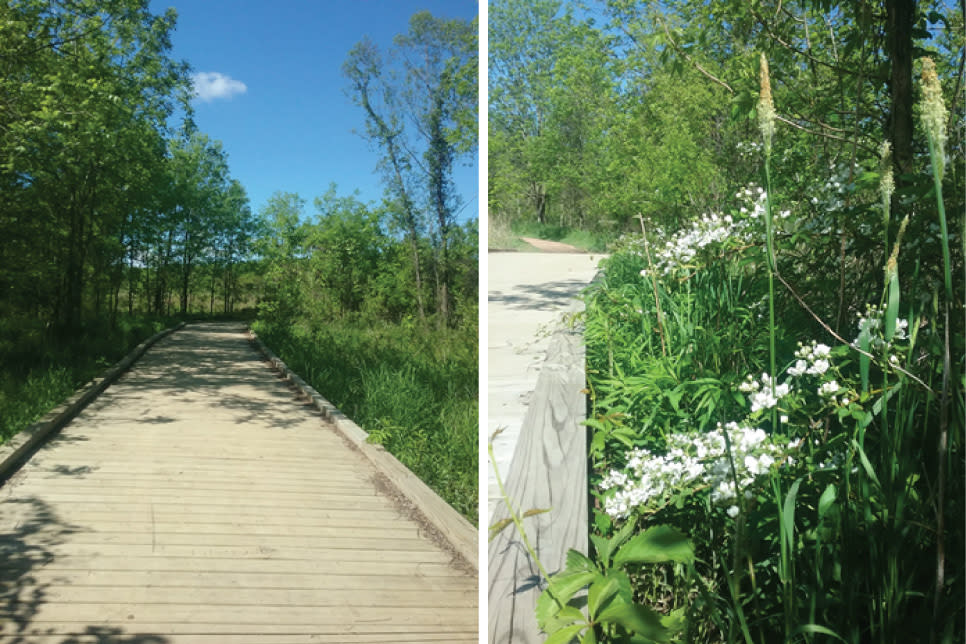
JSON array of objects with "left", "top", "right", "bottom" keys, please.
[{"left": 191, "top": 72, "right": 247, "bottom": 102}]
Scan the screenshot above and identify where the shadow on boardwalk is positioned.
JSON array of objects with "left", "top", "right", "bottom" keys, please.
[
  {"left": 0, "top": 494, "right": 170, "bottom": 643},
  {"left": 87, "top": 323, "right": 312, "bottom": 433},
  {"left": 488, "top": 279, "right": 591, "bottom": 311},
  {"left": 0, "top": 322, "right": 477, "bottom": 642}
]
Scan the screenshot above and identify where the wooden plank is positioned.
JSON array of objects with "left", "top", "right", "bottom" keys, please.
[
  {"left": 488, "top": 323, "right": 589, "bottom": 643},
  {"left": 4, "top": 569, "right": 474, "bottom": 591},
  {"left": 0, "top": 604, "right": 478, "bottom": 627},
  {"left": 0, "top": 625, "right": 478, "bottom": 640},
  {"left": 0, "top": 323, "right": 186, "bottom": 483},
  {"left": 0, "top": 555, "right": 459, "bottom": 576},
  {"left": 13, "top": 585, "right": 476, "bottom": 607},
  {"left": 0, "top": 634, "right": 477, "bottom": 644}
]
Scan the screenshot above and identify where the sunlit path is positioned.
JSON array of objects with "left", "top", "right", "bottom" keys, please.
[{"left": 0, "top": 323, "right": 476, "bottom": 644}]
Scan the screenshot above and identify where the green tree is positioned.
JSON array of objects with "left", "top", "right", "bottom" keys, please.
[
  {"left": 0, "top": 0, "right": 191, "bottom": 330},
  {"left": 309, "top": 186, "right": 386, "bottom": 317},
  {"left": 256, "top": 191, "right": 308, "bottom": 325},
  {"left": 344, "top": 10, "right": 477, "bottom": 326}
]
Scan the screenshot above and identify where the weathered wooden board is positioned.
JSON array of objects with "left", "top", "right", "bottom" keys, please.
[{"left": 488, "top": 324, "right": 589, "bottom": 643}]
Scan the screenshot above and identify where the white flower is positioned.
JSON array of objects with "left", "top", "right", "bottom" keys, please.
[
  {"left": 807, "top": 359, "right": 830, "bottom": 376},
  {"left": 727, "top": 505, "right": 740, "bottom": 518},
  {"left": 788, "top": 359, "right": 808, "bottom": 377},
  {"left": 751, "top": 390, "right": 777, "bottom": 413},
  {"left": 819, "top": 380, "right": 840, "bottom": 397}
]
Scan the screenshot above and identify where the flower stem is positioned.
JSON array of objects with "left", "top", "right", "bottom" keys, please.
[{"left": 763, "top": 156, "right": 778, "bottom": 432}]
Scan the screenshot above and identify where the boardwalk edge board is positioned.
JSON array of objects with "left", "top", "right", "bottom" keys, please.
[
  {"left": 0, "top": 322, "right": 188, "bottom": 484},
  {"left": 247, "top": 329, "right": 478, "bottom": 571},
  {"left": 488, "top": 295, "right": 591, "bottom": 644}
]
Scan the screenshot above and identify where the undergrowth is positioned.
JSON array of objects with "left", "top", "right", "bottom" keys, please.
[{"left": 523, "top": 55, "right": 964, "bottom": 644}]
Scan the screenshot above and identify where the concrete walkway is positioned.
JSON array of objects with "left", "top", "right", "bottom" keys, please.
[
  {"left": 0, "top": 323, "right": 476, "bottom": 643},
  {"left": 487, "top": 251, "right": 601, "bottom": 522}
]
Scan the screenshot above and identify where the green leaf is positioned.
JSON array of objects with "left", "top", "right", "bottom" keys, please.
[
  {"left": 597, "top": 602, "right": 672, "bottom": 641},
  {"left": 537, "top": 590, "right": 587, "bottom": 633},
  {"left": 790, "top": 624, "right": 849, "bottom": 643},
  {"left": 782, "top": 477, "right": 803, "bottom": 553},
  {"left": 587, "top": 575, "right": 620, "bottom": 617},
  {"left": 544, "top": 623, "right": 587, "bottom": 644},
  {"left": 851, "top": 439, "right": 880, "bottom": 488},
  {"left": 817, "top": 483, "right": 837, "bottom": 522},
  {"left": 613, "top": 525, "right": 694, "bottom": 566},
  {"left": 565, "top": 548, "right": 597, "bottom": 574},
  {"left": 884, "top": 267, "right": 899, "bottom": 342},
  {"left": 858, "top": 323, "right": 871, "bottom": 393},
  {"left": 546, "top": 570, "right": 598, "bottom": 606},
  {"left": 605, "top": 515, "right": 639, "bottom": 560}
]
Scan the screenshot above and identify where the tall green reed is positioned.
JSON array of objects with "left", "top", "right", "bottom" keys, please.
[{"left": 758, "top": 53, "right": 779, "bottom": 434}]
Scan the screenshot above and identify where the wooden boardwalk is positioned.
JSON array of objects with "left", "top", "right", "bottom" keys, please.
[{"left": 0, "top": 323, "right": 477, "bottom": 644}]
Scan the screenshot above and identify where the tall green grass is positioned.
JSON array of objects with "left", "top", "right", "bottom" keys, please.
[
  {"left": 251, "top": 319, "right": 478, "bottom": 524},
  {"left": 0, "top": 315, "right": 177, "bottom": 443}
]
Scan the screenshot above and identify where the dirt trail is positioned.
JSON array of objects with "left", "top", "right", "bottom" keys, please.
[{"left": 519, "top": 236, "right": 582, "bottom": 252}]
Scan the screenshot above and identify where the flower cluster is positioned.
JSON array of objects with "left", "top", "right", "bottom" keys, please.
[
  {"left": 599, "top": 422, "right": 796, "bottom": 519},
  {"left": 808, "top": 161, "right": 858, "bottom": 215},
  {"left": 651, "top": 211, "right": 739, "bottom": 274},
  {"left": 787, "top": 341, "right": 832, "bottom": 377},
  {"left": 739, "top": 372, "right": 792, "bottom": 413},
  {"left": 645, "top": 182, "right": 791, "bottom": 276},
  {"left": 736, "top": 140, "right": 763, "bottom": 161}
]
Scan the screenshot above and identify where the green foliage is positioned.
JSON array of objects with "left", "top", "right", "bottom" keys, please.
[
  {"left": 0, "top": 1, "right": 255, "bottom": 332},
  {"left": 577, "top": 46, "right": 964, "bottom": 641},
  {"left": 534, "top": 519, "right": 694, "bottom": 643},
  {"left": 343, "top": 10, "right": 477, "bottom": 325},
  {"left": 251, "top": 319, "right": 477, "bottom": 524},
  {"left": 0, "top": 314, "right": 177, "bottom": 443}
]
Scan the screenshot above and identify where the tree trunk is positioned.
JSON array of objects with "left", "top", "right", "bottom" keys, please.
[{"left": 886, "top": 0, "right": 916, "bottom": 183}]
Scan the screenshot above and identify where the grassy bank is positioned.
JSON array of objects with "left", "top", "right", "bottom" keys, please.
[
  {"left": 251, "top": 319, "right": 478, "bottom": 525},
  {"left": 0, "top": 315, "right": 180, "bottom": 444}
]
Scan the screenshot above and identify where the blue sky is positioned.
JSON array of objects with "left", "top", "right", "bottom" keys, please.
[{"left": 149, "top": 0, "right": 479, "bottom": 221}]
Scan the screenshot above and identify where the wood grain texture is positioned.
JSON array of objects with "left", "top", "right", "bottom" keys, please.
[
  {"left": 488, "top": 324, "right": 588, "bottom": 643},
  {"left": 0, "top": 323, "right": 476, "bottom": 644}
]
